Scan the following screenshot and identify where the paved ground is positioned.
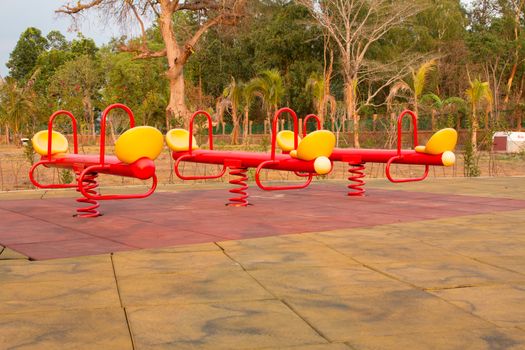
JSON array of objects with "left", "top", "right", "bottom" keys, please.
[
  {"left": 1, "top": 177, "right": 525, "bottom": 349},
  {"left": 1, "top": 180, "right": 525, "bottom": 260}
]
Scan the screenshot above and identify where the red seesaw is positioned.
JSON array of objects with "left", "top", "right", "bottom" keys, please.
[
  {"left": 29, "top": 103, "right": 164, "bottom": 217},
  {"left": 291, "top": 110, "right": 457, "bottom": 196},
  {"left": 166, "top": 107, "right": 336, "bottom": 206}
]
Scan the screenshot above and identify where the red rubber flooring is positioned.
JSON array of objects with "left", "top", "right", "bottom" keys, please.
[{"left": 1, "top": 184, "right": 525, "bottom": 260}]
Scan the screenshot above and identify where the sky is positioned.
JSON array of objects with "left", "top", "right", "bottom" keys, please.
[{"left": 0, "top": 0, "right": 126, "bottom": 78}]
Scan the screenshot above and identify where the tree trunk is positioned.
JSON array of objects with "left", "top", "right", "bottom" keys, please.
[
  {"left": 471, "top": 108, "right": 478, "bottom": 152},
  {"left": 231, "top": 109, "right": 240, "bottom": 145},
  {"left": 318, "top": 99, "right": 324, "bottom": 127},
  {"left": 83, "top": 94, "right": 95, "bottom": 137},
  {"left": 345, "top": 80, "right": 359, "bottom": 148},
  {"left": 4, "top": 125, "right": 9, "bottom": 144},
  {"left": 166, "top": 64, "right": 189, "bottom": 126},
  {"left": 159, "top": 4, "right": 189, "bottom": 126},
  {"left": 267, "top": 109, "right": 273, "bottom": 135},
  {"left": 243, "top": 108, "right": 249, "bottom": 143}
]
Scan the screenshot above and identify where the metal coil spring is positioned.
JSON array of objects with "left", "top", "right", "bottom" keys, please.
[
  {"left": 348, "top": 163, "right": 366, "bottom": 196},
  {"left": 75, "top": 172, "right": 101, "bottom": 217},
  {"left": 227, "top": 167, "right": 249, "bottom": 207}
]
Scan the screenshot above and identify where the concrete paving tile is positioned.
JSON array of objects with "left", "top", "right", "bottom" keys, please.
[
  {"left": 0, "top": 254, "right": 113, "bottom": 283},
  {"left": 217, "top": 234, "right": 314, "bottom": 251},
  {"left": 0, "top": 276, "right": 120, "bottom": 314},
  {"left": 366, "top": 177, "right": 525, "bottom": 200},
  {"left": 475, "top": 255, "right": 525, "bottom": 275},
  {"left": 431, "top": 285, "right": 525, "bottom": 328},
  {"left": 127, "top": 300, "right": 326, "bottom": 349},
  {"left": 284, "top": 289, "right": 494, "bottom": 342},
  {"left": 306, "top": 226, "right": 406, "bottom": 240},
  {"left": 222, "top": 240, "right": 357, "bottom": 270},
  {"left": 9, "top": 237, "right": 135, "bottom": 260},
  {"left": 0, "top": 307, "right": 132, "bottom": 350},
  {"left": 249, "top": 265, "right": 410, "bottom": 299},
  {"left": 346, "top": 327, "right": 525, "bottom": 350},
  {"left": 0, "top": 247, "right": 28, "bottom": 260},
  {"left": 371, "top": 256, "right": 525, "bottom": 289},
  {"left": 265, "top": 344, "right": 352, "bottom": 350},
  {"left": 118, "top": 269, "right": 273, "bottom": 307},
  {"left": 425, "top": 238, "right": 525, "bottom": 258},
  {"left": 113, "top": 250, "right": 242, "bottom": 278},
  {"left": 313, "top": 236, "right": 461, "bottom": 264}
]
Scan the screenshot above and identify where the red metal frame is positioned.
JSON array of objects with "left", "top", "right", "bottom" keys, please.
[
  {"left": 168, "top": 107, "right": 453, "bottom": 205},
  {"left": 47, "top": 110, "right": 79, "bottom": 160},
  {"left": 99, "top": 103, "right": 135, "bottom": 165},
  {"left": 256, "top": 108, "right": 313, "bottom": 190},
  {"left": 171, "top": 107, "right": 320, "bottom": 205},
  {"left": 29, "top": 110, "right": 80, "bottom": 189},
  {"left": 29, "top": 103, "right": 158, "bottom": 217},
  {"left": 385, "top": 110, "right": 429, "bottom": 183},
  {"left": 174, "top": 110, "right": 227, "bottom": 180},
  {"left": 302, "top": 114, "right": 322, "bottom": 137}
]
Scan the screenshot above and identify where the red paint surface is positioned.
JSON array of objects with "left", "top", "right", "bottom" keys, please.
[{"left": 1, "top": 184, "right": 524, "bottom": 260}]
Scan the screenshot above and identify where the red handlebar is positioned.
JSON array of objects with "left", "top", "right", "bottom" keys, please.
[
  {"left": 270, "top": 108, "right": 299, "bottom": 160},
  {"left": 386, "top": 110, "right": 428, "bottom": 183},
  {"left": 47, "top": 110, "right": 79, "bottom": 161},
  {"left": 99, "top": 103, "right": 136, "bottom": 165}
]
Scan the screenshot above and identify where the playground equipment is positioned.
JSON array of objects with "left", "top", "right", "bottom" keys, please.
[
  {"left": 290, "top": 110, "right": 457, "bottom": 196},
  {"left": 29, "top": 103, "right": 164, "bottom": 217},
  {"left": 166, "top": 107, "right": 336, "bottom": 206}
]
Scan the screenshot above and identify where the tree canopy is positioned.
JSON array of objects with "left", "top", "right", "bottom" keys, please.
[{"left": 1, "top": 0, "right": 524, "bottom": 148}]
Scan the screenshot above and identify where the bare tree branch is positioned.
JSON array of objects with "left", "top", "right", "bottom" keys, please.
[{"left": 56, "top": 0, "right": 104, "bottom": 14}]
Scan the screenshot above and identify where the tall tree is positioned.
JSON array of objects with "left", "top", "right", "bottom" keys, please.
[
  {"left": 465, "top": 78, "right": 493, "bottom": 151},
  {"left": 0, "top": 78, "right": 35, "bottom": 142},
  {"left": 387, "top": 59, "right": 437, "bottom": 118},
  {"left": 420, "top": 93, "right": 466, "bottom": 129},
  {"left": 6, "top": 28, "right": 48, "bottom": 82},
  {"left": 49, "top": 55, "right": 102, "bottom": 136},
  {"left": 223, "top": 77, "right": 243, "bottom": 145},
  {"left": 306, "top": 72, "right": 326, "bottom": 125},
  {"left": 297, "top": 0, "right": 427, "bottom": 147},
  {"left": 248, "top": 69, "right": 285, "bottom": 129},
  {"left": 57, "top": 0, "right": 246, "bottom": 124}
]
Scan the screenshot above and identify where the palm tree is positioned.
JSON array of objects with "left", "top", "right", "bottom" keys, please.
[
  {"left": 306, "top": 72, "right": 325, "bottom": 125},
  {"left": 0, "top": 78, "right": 34, "bottom": 144},
  {"left": 465, "top": 79, "right": 493, "bottom": 151},
  {"left": 248, "top": 69, "right": 285, "bottom": 130},
  {"left": 387, "top": 59, "right": 437, "bottom": 118},
  {"left": 223, "top": 76, "right": 244, "bottom": 145},
  {"left": 420, "top": 93, "right": 466, "bottom": 130}
]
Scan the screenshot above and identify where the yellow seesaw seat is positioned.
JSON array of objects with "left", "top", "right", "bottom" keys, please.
[
  {"left": 32, "top": 130, "right": 69, "bottom": 156},
  {"left": 276, "top": 130, "right": 300, "bottom": 152},
  {"left": 414, "top": 128, "right": 458, "bottom": 167},
  {"left": 277, "top": 129, "right": 336, "bottom": 175},
  {"left": 415, "top": 128, "right": 457, "bottom": 155},
  {"left": 115, "top": 126, "right": 164, "bottom": 163},
  {"left": 165, "top": 128, "right": 199, "bottom": 152}
]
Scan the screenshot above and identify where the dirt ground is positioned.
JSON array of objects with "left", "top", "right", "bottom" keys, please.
[{"left": 0, "top": 143, "right": 524, "bottom": 192}]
